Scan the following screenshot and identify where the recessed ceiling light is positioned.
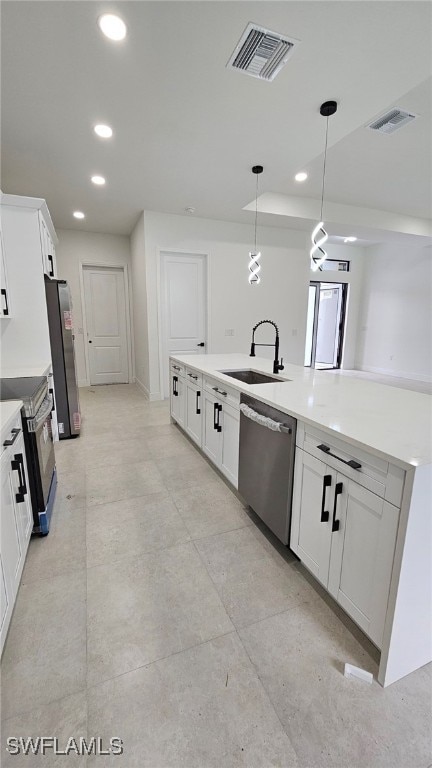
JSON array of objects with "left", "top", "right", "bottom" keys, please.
[
  {"left": 73, "top": 211, "right": 85, "bottom": 219},
  {"left": 344, "top": 236, "right": 357, "bottom": 243},
  {"left": 295, "top": 172, "right": 308, "bottom": 182},
  {"left": 91, "top": 175, "right": 106, "bottom": 186},
  {"left": 94, "top": 124, "right": 113, "bottom": 139},
  {"left": 98, "top": 14, "right": 127, "bottom": 41},
  {"left": 185, "top": 207, "right": 196, "bottom": 214}
]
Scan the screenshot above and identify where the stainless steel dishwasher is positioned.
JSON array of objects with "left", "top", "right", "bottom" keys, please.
[{"left": 238, "top": 394, "right": 297, "bottom": 545}]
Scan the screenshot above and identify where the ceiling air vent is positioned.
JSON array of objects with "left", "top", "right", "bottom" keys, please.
[
  {"left": 367, "top": 108, "right": 418, "bottom": 134},
  {"left": 227, "top": 23, "right": 299, "bottom": 81}
]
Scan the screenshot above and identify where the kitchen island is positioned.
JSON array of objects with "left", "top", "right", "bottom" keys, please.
[{"left": 169, "top": 353, "right": 432, "bottom": 688}]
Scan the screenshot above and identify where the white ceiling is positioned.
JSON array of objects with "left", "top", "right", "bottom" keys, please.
[{"left": 1, "top": 1, "right": 431, "bottom": 237}]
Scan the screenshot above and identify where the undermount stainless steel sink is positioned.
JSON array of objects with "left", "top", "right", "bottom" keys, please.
[{"left": 219, "top": 369, "right": 288, "bottom": 385}]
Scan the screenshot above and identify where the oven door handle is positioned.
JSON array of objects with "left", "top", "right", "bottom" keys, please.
[{"left": 27, "top": 394, "right": 53, "bottom": 432}]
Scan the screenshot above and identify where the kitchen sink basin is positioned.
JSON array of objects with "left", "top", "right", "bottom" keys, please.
[{"left": 219, "top": 369, "right": 288, "bottom": 385}]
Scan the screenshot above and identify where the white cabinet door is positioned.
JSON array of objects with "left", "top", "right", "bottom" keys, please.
[
  {"left": 0, "top": 223, "right": 11, "bottom": 318},
  {"left": 185, "top": 383, "right": 202, "bottom": 446},
  {"left": 13, "top": 435, "right": 33, "bottom": 548},
  {"left": 219, "top": 402, "right": 239, "bottom": 488},
  {"left": 202, "top": 391, "right": 221, "bottom": 465},
  {"left": 328, "top": 476, "right": 399, "bottom": 648},
  {"left": 170, "top": 373, "right": 185, "bottom": 427},
  {"left": 0, "top": 451, "right": 23, "bottom": 601},
  {"left": 292, "top": 450, "right": 334, "bottom": 588}
]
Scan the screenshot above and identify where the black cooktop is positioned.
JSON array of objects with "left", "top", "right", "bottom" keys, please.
[{"left": 0, "top": 376, "right": 46, "bottom": 402}]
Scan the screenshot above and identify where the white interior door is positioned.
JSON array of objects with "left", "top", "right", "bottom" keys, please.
[
  {"left": 315, "top": 284, "right": 343, "bottom": 367},
  {"left": 83, "top": 266, "right": 129, "bottom": 385},
  {"left": 161, "top": 252, "right": 207, "bottom": 398}
]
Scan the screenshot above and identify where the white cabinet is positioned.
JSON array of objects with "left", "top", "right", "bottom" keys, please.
[
  {"left": 170, "top": 367, "right": 185, "bottom": 428},
  {"left": 39, "top": 212, "right": 57, "bottom": 278},
  {"left": 291, "top": 447, "right": 400, "bottom": 648},
  {"left": 1, "top": 416, "right": 33, "bottom": 654},
  {"left": 185, "top": 381, "right": 202, "bottom": 446},
  {"left": 202, "top": 390, "right": 239, "bottom": 488},
  {"left": 0, "top": 222, "right": 11, "bottom": 318}
]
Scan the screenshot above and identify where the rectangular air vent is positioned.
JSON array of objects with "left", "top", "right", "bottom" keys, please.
[
  {"left": 367, "top": 108, "right": 418, "bottom": 134},
  {"left": 227, "top": 23, "right": 299, "bottom": 81}
]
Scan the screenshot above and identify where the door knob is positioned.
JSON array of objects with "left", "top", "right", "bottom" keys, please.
[
  {"left": 88, "top": 340, "right": 92, "bottom": 344},
  {"left": 197, "top": 342, "right": 205, "bottom": 347}
]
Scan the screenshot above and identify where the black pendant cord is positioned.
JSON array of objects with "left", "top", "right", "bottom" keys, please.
[
  {"left": 254, "top": 172, "right": 259, "bottom": 254},
  {"left": 320, "top": 115, "right": 329, "bottom": 221}
]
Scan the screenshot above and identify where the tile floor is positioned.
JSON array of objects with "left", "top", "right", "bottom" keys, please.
[{"left": 1, "top": 384, "right": 431, "bottom": 767}]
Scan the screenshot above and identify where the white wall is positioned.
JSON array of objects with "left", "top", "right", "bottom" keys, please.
[
  {"left": 356, "top": 241, "right": 432, "bottom": 381},
  {"left": 55, "top": 228, "right": 132, "bottom": 386},
  {"left": 130, "top": 213, "right": 150, "bottom": 395},
  {"left": 130, "top": 210, "right": 365, "bottom": 399}
]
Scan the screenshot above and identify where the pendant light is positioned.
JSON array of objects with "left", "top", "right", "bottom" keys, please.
[
  {"left": 249, "top": 165, "right": 263, "bottom": 285},
  {"left": 310, "top": 100, "right": 338, "bottom": 271}
]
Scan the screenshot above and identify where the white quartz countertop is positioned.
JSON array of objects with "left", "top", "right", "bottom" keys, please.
[
  {"left": 1, "top": 400, "right": 23, "bottom": 436},
  {"left": 1, "top": 362, "right": 51, "bottom": 379},
  {"left": 171, "top": 354, "right": 432, "bottom": 470}
]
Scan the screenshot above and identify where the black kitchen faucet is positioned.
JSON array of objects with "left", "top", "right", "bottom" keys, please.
[{"left": 249, "top": 320, "right": 284, "bottom": 374}]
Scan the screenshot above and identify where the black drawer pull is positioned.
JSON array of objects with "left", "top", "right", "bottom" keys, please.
[
  {"left": 321, "top": 474, "right": 332, "bottom": 522},
  {"left": 3, "top": 427, "right": 20, "bottom": 446},
  {"left": 196, "top": 390, "right": 201, "bottom": 415},
  {"left": 332, "top": 481, "right": 343, "bottom": 532},
  {"left": 317, "top": 443, "right": 361, "bottom": 471},
  {"left": 212, "top": 387, "right": 227, "bottom": 397},
  {"left": 11, "top": 453, "right": 27, "bottom": 502},
  {"left": 188, "top": 373, "right": 198, "bottom": 380},
  {"left": 1, "top": 288, "right": 9, "bottom": 316},
  {"left": 172, "top": 376, "right": 178, "bottom": 397}
]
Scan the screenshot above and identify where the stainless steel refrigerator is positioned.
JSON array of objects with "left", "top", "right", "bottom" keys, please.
[{"left": 45, "top": 278, "right": 81, "bottom": 439}]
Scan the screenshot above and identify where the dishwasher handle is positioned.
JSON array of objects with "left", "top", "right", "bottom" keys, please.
[{"left": 240, "top": 403, "right": 292, "bottom": 434}]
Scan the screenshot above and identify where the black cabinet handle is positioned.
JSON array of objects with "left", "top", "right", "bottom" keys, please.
[
  {"left": 332, "top": 482, "right": 343, "bottom": 532},
  {"left": 188, "top": 373, "right": 198, "bottom": 380},
  {"left": 317, "top": 443, "right": 361, "bottom": 471},
  {"left": 3, "top": 427, "right": 20, "bottom": 446},
  {"left": 47, "top": 254, "right": 54, "bottom": 277},
  {"left": 321, "top": 474, "right": 332, "bottom": 522},
  {"left": 213, "top": 402, "right": 219, "bottom": 430},
  {"left": 1, "top": 288, "right": 9, "bottom": 316},
  {"left": 212, "top": 387, "right": 227, "bottom": 397},
  {"left": 217, "top": 403, "right": 222, "bottom": 433},
  {"left": 197, "top": 342, "right": 205, "bottom": 347},
  {"left": 196, "top": 390, "right": 201, "bottom": 415},
  {"left": 172, "top": 376, "right": 178, "bottom": 397},
  {"left": 11, "top": 453, "right": 26, "bottom": 503}
]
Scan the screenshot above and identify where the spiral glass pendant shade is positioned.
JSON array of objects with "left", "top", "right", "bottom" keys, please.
[
  {"left": 249, "top": 165, "right": 263, "bottom": 285},
  {"left": 310, "top": 101, "right": 337, "bottom": 271}
]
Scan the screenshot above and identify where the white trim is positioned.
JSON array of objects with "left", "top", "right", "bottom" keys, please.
[
  {"left": 134, "top": 376, "right": 162, "bottom": 402},
  {"left": 156, "top": 248, "right": 210, "bottom": 399},
  {"left": 357, "top": 365, "right": 432, "bottom": 385},
  {"left": 79, "top": 260, "right": 133, "bottom": 386}
]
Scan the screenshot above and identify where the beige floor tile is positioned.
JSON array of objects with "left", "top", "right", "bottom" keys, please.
[
  {"left": 239, "top": 601, "right": 432, "bottom": 768},
  {"left": 1, "top": 691, "right": 87, "bottom": 767},
  {"left": 87, "top": 632, "right": 298, "bottom": 767},
  {"left": 195, "top": 525, "right": 318, "bottom": 628},
  {"left": 86, "top": 459, "right": 166, "bottom": 506},
  {"left": 155, "top": 452, "right": 217, "bottom": 491},
  {"left": 1, "top": 571, "right": 86, "bottom": 720},
  {"left": 83, "top": 436, "right": 153, "bottom": 468},
  {"left": 86, "top": 541, "right": 233, "bottom": 686},
  {"left": 22, "top": 507, "right": 86, "bottom": 584},
  {"left": 171, "top": 480, "right": 252, "bottom": 539},
  {"left": 54, "top": 471, "right": 86, "bottom": 513},
  {"left": 86, "top": 492, "right": 190, "bottom": 567}
]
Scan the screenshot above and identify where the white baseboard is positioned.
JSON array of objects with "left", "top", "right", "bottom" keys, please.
[
  {"left": 134, "top": 376, "right": 150, "bottom": 400},
  {"left": 357, "top": 365, "right": 432, "bottom": 384},
  {"left": 78, "top": 379, "right": 89, "bottom": 388}
]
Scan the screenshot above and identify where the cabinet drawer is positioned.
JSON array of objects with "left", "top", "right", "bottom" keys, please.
[
  {"left": 299, "top": 424, "right": 404, "bottom": 507},
  {"left": 170, "top": 360, "right": 185, "bottom": 378},
  {"left": 185, "top": 368, "right": 202, "bottom": 387},
  {"left": 204, "top": 376, "right": 240, "bottom": 409}
]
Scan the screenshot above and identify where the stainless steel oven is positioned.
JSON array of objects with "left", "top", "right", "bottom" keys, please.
[{"left": 0, "top": 376, "right": 57, "bottom": 534}]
